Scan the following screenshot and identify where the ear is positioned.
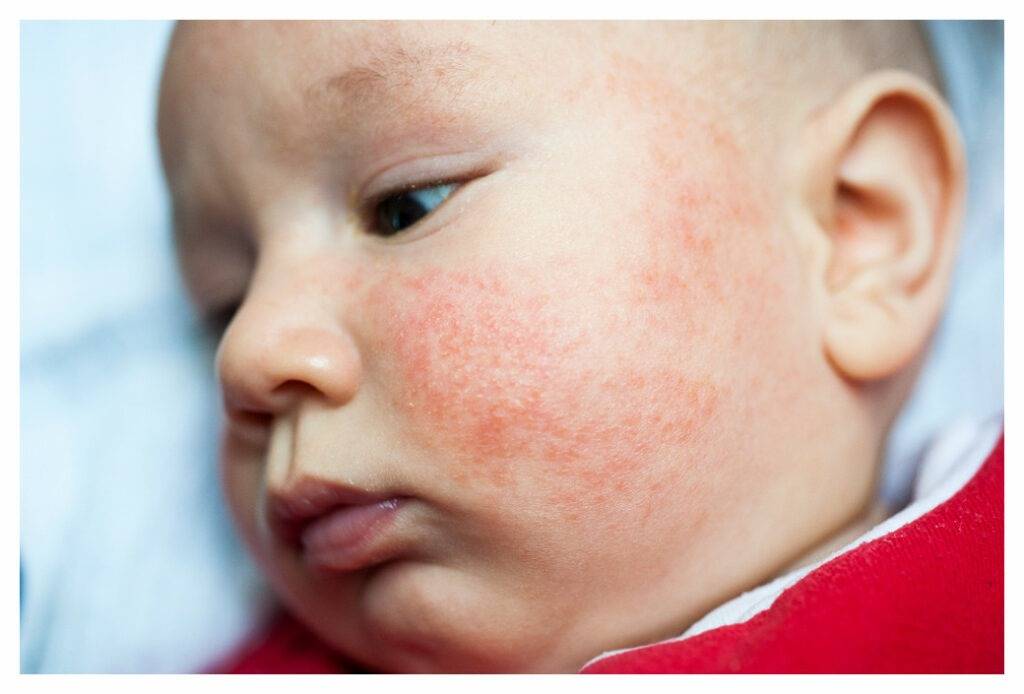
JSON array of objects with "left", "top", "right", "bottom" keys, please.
[{"left": 794, "top": 70, "right": 967, "bottom": 382}]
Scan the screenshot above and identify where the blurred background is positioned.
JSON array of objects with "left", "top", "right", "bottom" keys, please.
[
  {"left": 20, "top": 21, "right": 270, "bottom": 673},
  {"left": 19, "top": 20, "right": 1003, "bottom": 673}
]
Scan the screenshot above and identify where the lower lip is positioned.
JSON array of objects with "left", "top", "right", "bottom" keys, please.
[{"left": 300, "top": 498, "right": 404, "bottom": 572}]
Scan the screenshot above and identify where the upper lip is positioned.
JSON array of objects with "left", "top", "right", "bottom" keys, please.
[{"left": 266, "top": 477, "right": 398, "bottom": 545}]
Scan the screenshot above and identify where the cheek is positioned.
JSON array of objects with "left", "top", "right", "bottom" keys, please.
[
  {"left": 367, "top": 266, "right": 722, "bottom": 522},
  {"left": 370, "top": 268, "right": 576, "bottom": 479}
]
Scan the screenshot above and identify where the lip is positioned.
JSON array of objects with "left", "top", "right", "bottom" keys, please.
[
  {"left": 300, "top": 497, "right": 405, "bottom": 572},
  {"left": 268, "top": 477, "right": 390, "bottom": 533},
  {"left": 265, "top": 477, "right": 409, "bottom": 571}
]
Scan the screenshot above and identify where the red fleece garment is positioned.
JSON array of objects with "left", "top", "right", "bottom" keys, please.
[
  {"left": 211, "top": 609, "right": 352, "bottom": 674},
  {"left": 210, "top": 435, "right": 1004, "bottom": 674}
]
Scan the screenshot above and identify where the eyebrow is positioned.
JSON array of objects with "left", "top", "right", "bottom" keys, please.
[{"left": 303, "top": 40, "right": 482, "bottom": 116}]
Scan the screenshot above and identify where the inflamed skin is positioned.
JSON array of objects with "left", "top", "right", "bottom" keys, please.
[{"left": 159, "top": 21, "right": 964, "bottom": 672}]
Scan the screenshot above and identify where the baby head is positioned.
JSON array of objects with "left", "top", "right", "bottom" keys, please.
[{"left": 157, "top": 20, "right": 964, "bottom": 672}]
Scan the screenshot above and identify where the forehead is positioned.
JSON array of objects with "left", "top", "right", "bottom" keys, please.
[
  {"left": 157, "top": 21, "right": 722, "bottom": 150},
  {"left": 158, "top": 21, "right": 571, "bottom": 143},
  {"left": 157, "top": 21, "right": 739, "bottom": 228},
  {"left": 158, "top": 22, "right": 566, "bottom": 204},
  {"left": 165, "top": 21, "right": 502, "bottom": 111}
]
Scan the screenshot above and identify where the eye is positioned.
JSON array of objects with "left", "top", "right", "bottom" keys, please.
[{"left": 372, "top": 182, "right": 457, "bottom": 237}]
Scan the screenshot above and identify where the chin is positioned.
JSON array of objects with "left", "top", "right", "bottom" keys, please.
[{"left": 299, "top": 560, "right": 563, "bottom": 673}]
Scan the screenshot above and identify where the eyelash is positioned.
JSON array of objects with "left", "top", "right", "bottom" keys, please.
[{"left": 366, "top": 180, "right": 460, "bottom": 238}]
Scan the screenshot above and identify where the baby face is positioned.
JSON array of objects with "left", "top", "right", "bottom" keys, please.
[{"left": 160, "top": 21, "right": 831, "bottom": 672}]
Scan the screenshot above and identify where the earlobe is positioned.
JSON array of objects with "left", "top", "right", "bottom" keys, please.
[{"left": 799, "top": 70, "right": 966, "bottom": 382}]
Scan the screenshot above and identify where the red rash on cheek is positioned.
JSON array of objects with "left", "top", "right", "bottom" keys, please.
[
  {"left": 616, "top": 92, "right": 779, "bottom": 360},
  {"left": 352, "top": 62, "right": 773, "bottom": 523},
  {"left": 601, "top": 49, "right": 772, "bottom": 321},
  {"left": 367, "top": 266, "right": 721, "bottom": 520},
  {"left": 370, "top": 268, "right": 580, "bottom": 487},
  {"left": 348, "top": 66, "right": 779, "bottom": 528}
]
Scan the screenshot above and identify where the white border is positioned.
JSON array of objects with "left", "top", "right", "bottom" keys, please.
[
  {"left": 7, "top": 6, "right": 1016, "bottom": 693},
  {"left": 0, "top": 0, "right": 1016, "bottom": 20}
]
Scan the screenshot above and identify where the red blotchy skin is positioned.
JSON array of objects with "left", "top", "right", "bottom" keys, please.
[
  {"left": 612, "top": 54, "right": 769, "bottom": 325},
  {"left": 367, "top": 264, "right": 722, "bottom": 520},
  {"left": 358, "top": 59, "right": 771, "bottom": 522}
]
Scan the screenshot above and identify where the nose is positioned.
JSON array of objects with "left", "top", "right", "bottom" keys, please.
[{"left": 215, "top": 280, "right": 363, "bottom": 427}]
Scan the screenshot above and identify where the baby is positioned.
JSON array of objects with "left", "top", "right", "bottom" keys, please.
[{"left": 157, "top": 20, "right": 995, "bottom": 673}]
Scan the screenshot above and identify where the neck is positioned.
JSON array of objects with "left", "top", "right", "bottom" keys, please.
[{"left": 776, "top": 500, "right": 891, "bottom": 577}]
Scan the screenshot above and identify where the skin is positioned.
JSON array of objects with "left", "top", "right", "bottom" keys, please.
[{"left": 158, "top": 21, "right": 953, "bottom": 672}]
